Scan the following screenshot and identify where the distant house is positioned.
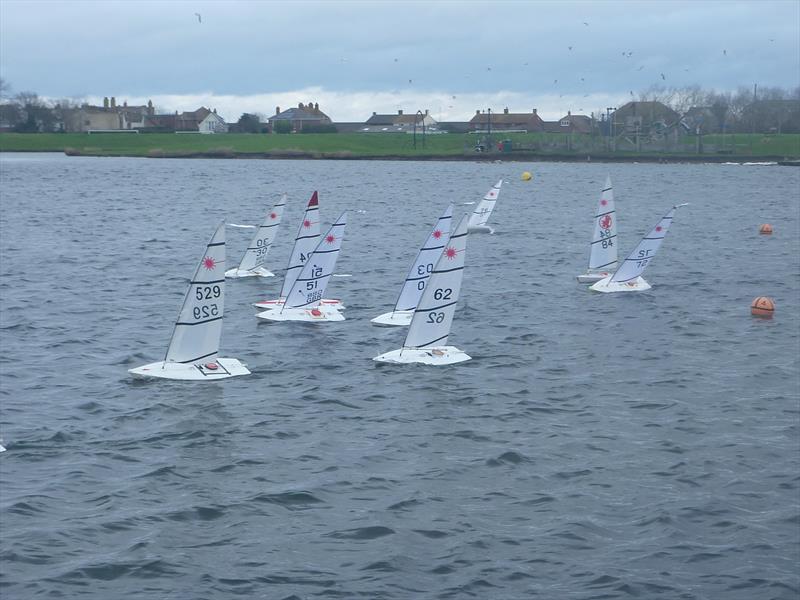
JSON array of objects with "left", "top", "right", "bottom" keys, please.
[
  {"left": 469, "top": 108, "right": 544, "bottom": 133},
  {"left": 62, "top": 96, "right": 155, "bottom": 132},
  {"left": 542, "top": 111, "right": 594, "bottom": 134},
  {"left": 360, "top": 109, "right": 438, "bottom": 132},
  {"left": 612, "top": 102, "right": 680, "bottom": 136},
  {"left": 268, "top": 102, "right": 332, "bottom": 132},
  {"left": 199, "top": 110, "right": 228, "bottom": 133},
  {"left": 146, "top": 107, "right": 226, "bottom": 133}
]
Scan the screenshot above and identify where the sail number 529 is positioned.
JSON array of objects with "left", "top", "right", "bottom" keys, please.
[{"left": 195, "top": 285, "right": 221, "bottom": 300}]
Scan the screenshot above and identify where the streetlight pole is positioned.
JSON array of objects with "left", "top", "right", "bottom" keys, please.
[
  {"left": 414, "top": 110, "right": 426, "bottom": 150},
  {"left": 606, "top": 107, "right": 616, "bottom": 151},
  {"left": 487, "top": 108, "right": 492, "bottom": 152}
]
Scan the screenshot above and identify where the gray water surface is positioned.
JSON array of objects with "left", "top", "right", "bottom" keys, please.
[{"left": 1, "top": 154, "right": 798, "bottom": 599}]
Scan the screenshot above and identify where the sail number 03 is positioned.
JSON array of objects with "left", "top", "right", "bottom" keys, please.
[{"left": 416, "top": 263, "right": 434, "bottom": 290}]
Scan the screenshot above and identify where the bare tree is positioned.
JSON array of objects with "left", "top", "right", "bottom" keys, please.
[{"left": 0, "top": 78, "right": 11, "bottom": 102}]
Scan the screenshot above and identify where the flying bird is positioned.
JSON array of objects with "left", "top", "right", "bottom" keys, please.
[
  {"left": 660, "top": 73, "right": 666, "bottom": 80},
  {"left": 554, "top": 79, "right": 558, "bottom": 84},
  {"left": 637, "top": 65, "right": 644, "bottom": 71},
  {"left": 583, "top": 21, "right": 589, "bottom": 26},
  {"left": 194, "top": 12, "right": 201, "bottom": 23},
  {"left": 723, "top": 49, "right": 727, "bottom": 56},
  {"left": 568, "top": 46, "right": 573, "bottom": 50}
]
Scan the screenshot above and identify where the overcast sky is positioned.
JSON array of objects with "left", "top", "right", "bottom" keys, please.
[{"left": 1, "top": 0, "right": 798, "bottom": 122}]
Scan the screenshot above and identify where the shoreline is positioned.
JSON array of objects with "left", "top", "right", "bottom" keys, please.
[{"left": 3, "top": 149, "right": 796, "bottom": 164}]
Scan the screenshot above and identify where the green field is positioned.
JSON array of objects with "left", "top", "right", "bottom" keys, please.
[{"left": 1, "top": 132, "right": 798, "bottom": 159}]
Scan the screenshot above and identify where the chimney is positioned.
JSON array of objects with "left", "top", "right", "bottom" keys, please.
[
  {"left": 103, "top": 97, "right": 109, "bottom": 109},
  {"left": 425, "top": 109, "right": 429, "bottom": 115},
  {"left": 372, "top": 111, "right": 377, "bottom": 116},
  {"left": 276, "top": 106, "right": 280, "bottom": 115},
  {"left": 398, "top": 109, "right": 403, "bottom": 115},
  {"left": 147, "top": 99, "right": 153, "bottom": 115},
  {"left": 213, "top": 108, "right": 217, "bottom": 114},
  {"left": 532, "top": 108, "right": 537, "bottom": 116},
  {"left": 476, "top": 109, "right": 480, "bottom": 115},
  {"left": 567, "top": 110, "right": 571, "bottom": 116},
  {"left": 298, "top": 102, "right": 304, "bottom": 109},
  {"left": 123, "top": 100, "right": 128, "bottom": 107},
  {"left": 110, "top": 97, "right": 116, "bottom": 108},
  {"left": 504, "top": 107, "right": 509, "bottom": 114},
  {"left": 314, "top": 102, "right": 319, "bottom": 112}
]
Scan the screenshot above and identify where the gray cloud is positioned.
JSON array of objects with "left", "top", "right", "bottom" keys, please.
[{"left": 1, "top": 0, "right": 797, "bottom": 120}]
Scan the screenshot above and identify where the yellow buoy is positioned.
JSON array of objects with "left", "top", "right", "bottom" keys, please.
[
  {"left": 751, "top": 296, "right": 775, "bottom": 318},
  {"left": 521, "top": 171, "right": 532, "bottom": 181},
  {"left": 759, "top": 224, "right": 773, "bottom": 235}
]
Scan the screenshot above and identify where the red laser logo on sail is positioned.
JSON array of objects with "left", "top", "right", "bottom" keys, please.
[
  {"left": 600, "top": 199, "right": 608, "bottom": 206},
  {"left": 445, "top": 247, "right": 457, "bottom": 259},
  {"left": 203, "top": 257, "right": 216, "bottom": 270},
  {"left": 433, "top": 229, "right": 442, "bottom": 239},
  {"left": 325, "top": 234, "right": 335, "bottom": 244},
  {"left": 600, "top": 215, "right": 613, "bottom": 229},
  {"left": 656, "top": 226, "right": 663, "bottom": 232},
  {"left": 270, "top": 212, "right": 277, "bottom": 219}
]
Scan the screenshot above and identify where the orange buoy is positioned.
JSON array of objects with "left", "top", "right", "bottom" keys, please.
[
  {"left": 751, "top": 296, "right": 775, "bottom": 318},
  {"left": 759, "top": 224, "right": 773, "bottom": 234}
]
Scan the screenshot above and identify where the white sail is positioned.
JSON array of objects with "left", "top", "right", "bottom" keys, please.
[
  {"left": 284, "top": 212, "right": 347, "bottom": 309},
  {"left": 164, "top": 222, "right": 226, "bottom": 365},
  {"left": 280, "top": 191, "right": 320, "bottom": 298},
  {"left": 235, "top": 194, "right": 286, "bottom": 272},
  {"left": 609, "top": 204, "right": 688, "bottom": 283},
  {"left": 588, "top": 175, "right": 618, "bottom": 272},
  {"left": 403, "top": 213, "right": 469, "bottom": 349},
  {"left": 467, "top": 179, "right": 502, "bottom": 229},
  {"left": 394, "top": 204, "right": 453, "bottom": 312}
]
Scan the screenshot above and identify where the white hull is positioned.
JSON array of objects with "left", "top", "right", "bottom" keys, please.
[
  {"left": 590, "top": 275, "right": 651, "bottom": 293},
  {"left": 373, "top": 345, "right": 471, "bottom": 365},
  {"left": 225, "top": 267, "right": 275, "bottom": 278},
  {"left": 129, "top": 358, "right": 251, "bottom": 381},
  {"left": 255, "top": 306, "right": 345, "bottom": 322},
  {"left": 370, "top": 310, "right": 413, "bottom": 327},
  {"left": 576, "top": 271, "right": 611, "bottom": 284},
  {"left": 253, "top": 298, "right": 345, "bottom": 310},
  {"left": 0, "top": 443, "right": 5, "bottom": 453},
  {"left": 467, "top": 225, "right": 494, "bottom": 234}
]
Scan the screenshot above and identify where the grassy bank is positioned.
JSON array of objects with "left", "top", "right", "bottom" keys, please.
[{"left": 1, "top": 132, "right": 798, "bottom": 160}]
